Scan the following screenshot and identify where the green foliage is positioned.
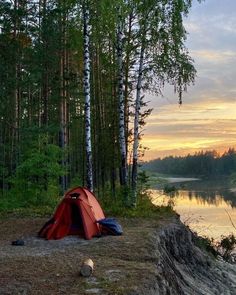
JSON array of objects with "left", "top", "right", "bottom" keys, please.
[
  {"left": 163, "top": 185, "right": 178, "bottom": 195},
  {"left": 70, "top": 174, "right": 84, "bottom": 188},
  {"left": 137, "top": 170, "right": 150, "bottom": 189},
  {"left": 145, "top": 171, "right": 168, "bottom": 187},
  {"left": 217, "top": 234, "right": 236, "bottom": 261},
  {"left": 194, "top": 232, "right": 236, "bottom": 262},
  {"left": 143, "top": 148, "right": 236, "bottom": 177},
  {"left": 10, "top": 137, "right": 65, "bottom": 205},
  {"left": 193, "top": 234, "right": 219, "bottom": 258},
  {"left": 0, "top": 0, "right": 200, "bottom": 210},
  {"left": 230, "top": 172, "right": 236, "bottom": 185},
  {"left": 100, "top": 187, "right": 174, "bottom": 218},
  {"left": 0, "top": 188, "right": 60, "bottom": 217}
]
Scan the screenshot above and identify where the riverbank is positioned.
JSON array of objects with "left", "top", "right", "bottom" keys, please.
[
  {"left": 160, "top": 176, "right": 200, "bottom": 183},
  {"left": 0, "top": 215, "right": 235, "bottom": 294}
]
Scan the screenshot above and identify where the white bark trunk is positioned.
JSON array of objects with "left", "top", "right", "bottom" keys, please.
[
  {"left": 83, "top": 7, "right": 93, "bottom": 192},
  {"left": 117, "top": 13, "right": 127, "bottom": 186},
  {"left": 131, "top": 41, "right": 145, "bottom": 205}
]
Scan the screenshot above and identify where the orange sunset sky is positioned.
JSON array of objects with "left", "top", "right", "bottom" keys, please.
[{"left": 142, "top": 0, "right": 236, "bottom": 160}]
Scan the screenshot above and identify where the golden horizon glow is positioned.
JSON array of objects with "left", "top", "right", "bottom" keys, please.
[{"left": 142, "top": 99, "right": 236, "bottom": 160}]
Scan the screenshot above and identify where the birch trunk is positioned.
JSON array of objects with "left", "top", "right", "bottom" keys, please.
[
  {"left": 83, "top": 6, "right": 93, "bottom": 192},
  {"left": 117, "top": 12, "right": 127, "bottom": 187},
  {"left": 131, "top": 41, "right": 145, "bottom": 206}
]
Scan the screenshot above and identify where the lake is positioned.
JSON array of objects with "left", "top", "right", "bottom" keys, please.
[{"left": 150, "top": 177, "right": 236, "bottom": 240}]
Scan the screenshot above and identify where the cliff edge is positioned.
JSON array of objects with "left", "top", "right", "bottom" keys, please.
[
  {"left": 0, "top": 216, "right": 235, "bottom": 294},
  {"left": 147, "top": 218, "right": 236, "bottom": 295}
]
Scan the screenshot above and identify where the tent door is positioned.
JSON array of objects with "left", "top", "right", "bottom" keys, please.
[{"left": 69, "top": 203, "right": 85, "bottom": 237}]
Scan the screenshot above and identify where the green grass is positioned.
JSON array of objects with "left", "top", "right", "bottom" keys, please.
[
  {"left": 0, "top": 188, "right": 174, "bottom": 219},
  {"left": 142, "top": 171, "right": 168, "bottom": 188},
  {"left": 193, "top": 234, "right": 218, "bottom": 258},
  {"left": 100, "top": 191, "right": 174, "bottom": 219},
  {"left": 0, "top": 192, "right": 60, "bottom": 218}
]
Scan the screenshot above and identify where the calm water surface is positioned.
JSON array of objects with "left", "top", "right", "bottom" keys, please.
[{"left": 151, "top": 178, "right": 236, "bottom": 240}]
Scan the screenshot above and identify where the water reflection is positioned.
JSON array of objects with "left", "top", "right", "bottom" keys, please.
[
  {"left": 154, "top": 178, "right": 236, "bottom": 208},
  {"left": 151, "top": 178, "right": 236, "bottom": 239},
  {"left": 186, "top": 190, "right": 236, "bottom": 208}
]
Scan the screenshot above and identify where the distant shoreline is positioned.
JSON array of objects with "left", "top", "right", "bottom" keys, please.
[
  {"left": 229, "top": 187, "right": 236, "bottom": 193},
  {"left": 162, "top": 177, "right": 200, "bottom": 184}
]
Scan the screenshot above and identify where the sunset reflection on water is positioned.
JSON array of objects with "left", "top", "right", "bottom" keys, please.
[{"left": 151, "top": 187, "right": 236, "bottom": 240}]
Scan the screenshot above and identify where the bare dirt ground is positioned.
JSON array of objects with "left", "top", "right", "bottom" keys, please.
[
  {"left": 1, "top": 216, "right": 236, "bottom": 295},
  {"left": 0, "top": 217, "right": 161, "bottom": 295}
]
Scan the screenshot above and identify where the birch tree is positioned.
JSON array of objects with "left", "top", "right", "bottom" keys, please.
[
  {"left": 131, "top": 37, "right": 145, "bottom": 206},
  {"left": 117, "top": 5, "right": 128, "bottom": 187},
  {"left": 83, "top": 3, "right": 93, "bottom": 192},
  {"left": 131, "top": 0, "right": 198, "bottom": 205}
]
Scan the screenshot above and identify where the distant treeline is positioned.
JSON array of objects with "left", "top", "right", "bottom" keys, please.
[{"left": 142, "top": 148, "right": 236, "bottom": 177}]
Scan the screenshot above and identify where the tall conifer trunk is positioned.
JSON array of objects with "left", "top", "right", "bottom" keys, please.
[
  {"left": 131, "top": 40, "right": 145, "bottom": 206},
  {"left": 59, "top": 0, "right": 68, "bottom": 192},
  {"left": 117, "top": 11, "right": 127, "bottom": 187},
  {"left": 124, "top": 12, "right": 133, "bottom": 159},
  {"left": 41, "top": 0, "right": 49, "bottom": 126},
  {"left": 83, "top": 6, "right": 93, "bottom": 192},
  {"left": 12, "top": 0, "right": 22, "bottom": 171}
]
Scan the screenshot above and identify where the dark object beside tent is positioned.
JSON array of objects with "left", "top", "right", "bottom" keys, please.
[
  {"left": 38, "top": 187, "right": 105, "bottom": 240},
  {"left": 12, "top": 239, "right": 25, "bottom": 246},
  {"left": 97, "top": 218, "right": 123, "bottom": 236}
]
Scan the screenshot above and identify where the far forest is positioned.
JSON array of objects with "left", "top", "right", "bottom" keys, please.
[{"left": 142, "top": 148, "right": 236, "bottom": 177}]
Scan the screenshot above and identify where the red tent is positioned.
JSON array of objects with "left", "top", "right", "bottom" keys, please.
[{"left": 39, "top": 187, "right": 105, "bottom": 240}]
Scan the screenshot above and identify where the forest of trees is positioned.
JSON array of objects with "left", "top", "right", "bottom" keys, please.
[
  {"left": 143, "top": 149, "right": 236, "bottom": 177},
  {"left": 0, "top": 0, "right": 198, "bottom": 206}
]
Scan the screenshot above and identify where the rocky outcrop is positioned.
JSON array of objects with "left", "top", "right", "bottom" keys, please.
[
  {"left": 141, "top": 217, "right": 236, "bottom": 295},
  {"left": 0, "top": 216, "right": 235, "bottom": 295}
]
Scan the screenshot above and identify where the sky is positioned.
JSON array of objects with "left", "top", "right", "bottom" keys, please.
[{"left": 142, "top": 0, "right": 236, "bottom": 160}]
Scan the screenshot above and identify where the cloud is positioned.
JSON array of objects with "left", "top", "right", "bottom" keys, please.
[
  {"left": 142, "top": 99, "right": 236, "bottom": 160},
  {"left": 185, "top": 0, "right": 236, "bottom": 51},
  {"left": 192, "top": 50, "right": 236, "bottom": 63},
  {"left": 149, "top": 100, "right": 236, "bottom": 120}
]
